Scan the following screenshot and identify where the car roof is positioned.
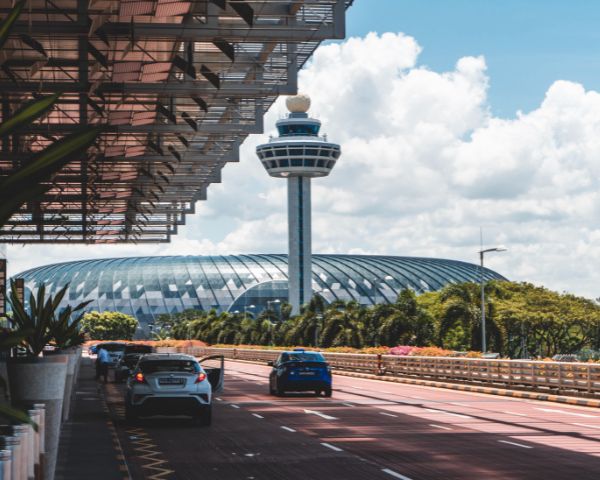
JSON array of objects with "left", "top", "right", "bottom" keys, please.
[{"left": 138, "top": 353, "right": 197, "bottom": 362}]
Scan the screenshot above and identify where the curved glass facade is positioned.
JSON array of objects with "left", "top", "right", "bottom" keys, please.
[{"left": 15, "top": 254, "right": 506, "bottom": 328}]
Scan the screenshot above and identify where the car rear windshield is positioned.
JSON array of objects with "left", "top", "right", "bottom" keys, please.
[
  {"left": 281, "top": 352, "right": 326, "bottom": 363},
  {"left": 140, "top": 360, "right": 200, "bottom": 374},
  {"left": 125, "top": 345, "right": 153, "bottom": 354},
  {"left": 99, "top": 343, "right": 126, "bottom": 352}
]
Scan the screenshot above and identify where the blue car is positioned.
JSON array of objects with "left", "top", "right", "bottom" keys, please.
[{"left": 268, "top": 349, "right": 332, "bottom": 397}]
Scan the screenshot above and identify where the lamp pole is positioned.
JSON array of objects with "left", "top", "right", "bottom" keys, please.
[
  {"left": 267, "top": 299, "right": 281, "bottom": 320},
  {"left": 243, "top": 304, "right": 256, "bottom": 319},
  {"left": 479, "top": 246, "right": 507, "bottom": 353}
]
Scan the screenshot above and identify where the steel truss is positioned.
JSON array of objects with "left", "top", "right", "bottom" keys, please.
[{"left": 0, "top": 0, "right": 351, "bottom": 243}]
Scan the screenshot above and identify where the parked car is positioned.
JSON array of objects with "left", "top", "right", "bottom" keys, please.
[
  {"left": 125, "top": 353, "right": 224, "bottom": 425},
  {"left": 114, "top": 344, "right": 154, "bottom": 382},
  {"left": 268, "top": 349, "right": 332, "bottom": 397}
]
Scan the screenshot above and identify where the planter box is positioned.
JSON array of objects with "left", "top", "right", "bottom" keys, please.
[{"left": 8, "top": 355, "right": 67, "bottom": 480}]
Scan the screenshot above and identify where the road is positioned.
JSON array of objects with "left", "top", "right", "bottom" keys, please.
[{"left": 103, "top": 360, "right": 600, "bottom": 480}]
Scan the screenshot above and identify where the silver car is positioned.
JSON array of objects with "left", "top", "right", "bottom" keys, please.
[{"left": 125, "top": 353, "right": 223, "bottom": 426}]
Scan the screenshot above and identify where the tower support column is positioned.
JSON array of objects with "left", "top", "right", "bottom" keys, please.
[{"left": 288, "top": 176, "right": 312, "bottom": 314}]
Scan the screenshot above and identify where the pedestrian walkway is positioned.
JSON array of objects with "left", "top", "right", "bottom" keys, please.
[{"left": 56, "top": 356, "right": 129, "bottom": 479}]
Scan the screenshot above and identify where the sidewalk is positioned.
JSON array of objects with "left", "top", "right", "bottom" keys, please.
[{"left": 56, "top": 356, "right": 130, "bottom": 480}]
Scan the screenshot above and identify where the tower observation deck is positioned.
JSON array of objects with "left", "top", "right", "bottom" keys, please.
[{"left": 256, "top": 95, "right": 341, "bottom": 313}]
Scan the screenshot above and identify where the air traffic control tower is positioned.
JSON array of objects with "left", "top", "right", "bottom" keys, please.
[{"left": 256, "top": 95, "right": 341, "bottom": 313}]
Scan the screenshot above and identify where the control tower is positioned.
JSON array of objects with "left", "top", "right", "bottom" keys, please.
[{"left": 256, "top": 95, "right": 341, "bottom": 314}]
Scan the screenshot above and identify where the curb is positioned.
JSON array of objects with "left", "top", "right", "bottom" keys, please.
[
  {"left": 221, "top": 357, "right": 600, "bottom": 408},
  {"left": 334, "top": 370, "right": 600, "bottom": 408}
]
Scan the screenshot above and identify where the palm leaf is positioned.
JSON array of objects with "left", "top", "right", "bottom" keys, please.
[
  {"left": 0, "top": 403, "right": 38, "bottom": 432},
  {"left": 0, "top": 125, "right": 103, "bottom": 194},
  {"left": 0, "top": 0, "right": 26, "bottom": 52},
  {"left": 0, "top": 93, "right": 61, "bottom": 138}
]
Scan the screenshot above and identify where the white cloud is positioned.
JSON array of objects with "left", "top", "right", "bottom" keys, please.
[{"left": 8, "top": 32, "right": 600, "bottom": 299}]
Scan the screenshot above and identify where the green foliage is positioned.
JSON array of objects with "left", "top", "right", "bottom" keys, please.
[
  {"left": 153, "top": 281, "right": 600, "bottom": 359},
  {"left": 80, "top": 311, "right": 139, "bottom": 340},
  {"left": 9, "top": 281, "right": 89, "bottom": 356}
]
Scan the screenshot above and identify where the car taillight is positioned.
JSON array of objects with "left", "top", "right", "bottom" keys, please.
[
  {"left": 134, "top": 372, "right": 146, "bottom": 383},
  {"left": 195, "top": 372, "right": 207, "bottom": 384}
]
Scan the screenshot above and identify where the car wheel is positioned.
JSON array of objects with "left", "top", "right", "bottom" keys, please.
[
  {"left": 324, "top": 387, "right": 332, "bottom": 398},
  {"left": 269, "top": 381, "right": 276, "bottom": 396},
  {"left": 276, "top": 385, "right": 285, "bottom": 397},
  {"left": 196, "top": 405, "right": 212, "bottom": 426},
  {"left": 314, "top": 389, "right": 321, "bottom": 397}
]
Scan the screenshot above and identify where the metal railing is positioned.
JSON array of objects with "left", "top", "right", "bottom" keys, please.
[{"left": 161, "top": 346, "right": 600, "bottom": 399}]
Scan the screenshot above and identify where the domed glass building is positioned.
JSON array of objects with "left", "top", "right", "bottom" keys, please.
[{"left": 15, "top": 254, "right": 506, "bottom": 330}]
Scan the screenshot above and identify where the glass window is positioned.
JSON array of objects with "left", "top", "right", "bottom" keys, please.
[
  {"left": 280, "top": 159, "right": 289, "bottom": 167},
  {"left": 140, "top": 360, "right": 200, "bottom": 374},
  {"left": 305, "top": 148, "right": 318, "bottom": 156},
  {"left": 332, "top": 150, "right": 341, "bottom": 159},
  {"left": 304, "top": 159, "right": 316, "bottom": 167},
  {"left": 291, "top": 159, "right": 302, "bottom": 167},
  {"left": 280, "top": 352, "right": 326, "bottom": 363},
  {"left": 264, "top": 150, "right": 273, "bottom": 158},
  {"left": 274, "top": 148, "right": 287, "bottom": 156},
  {"left": 316, "top": 160, "right": 325, "bottom": 168},
  {"left": 326, "top": 161, "right": 334, "bottom": 169},
  {"left": 289, "top": 148, "right": 303, "bottom": 156}
]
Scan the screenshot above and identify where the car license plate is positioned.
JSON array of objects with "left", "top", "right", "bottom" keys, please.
[
  {"left": 159, "top": 378, "right": 184, "bottom": 385},
  {"left": 298, "top": 371, "right": 315, "bottom": 376}
]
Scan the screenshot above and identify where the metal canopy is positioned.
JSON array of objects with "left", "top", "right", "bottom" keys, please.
[{"left": 0, "top": 0, "right": 351, "bottom": 243}]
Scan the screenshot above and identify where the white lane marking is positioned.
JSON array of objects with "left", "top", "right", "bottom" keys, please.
[
  {"left": 535, "top": 408, "right": 596, "bottom": 418},
  {"left": 382, "top": 468, "right": 413, "bottom": 479},
  {"left": 304, "top": 409, "right": 338, "bottom": 420},
  {"left": 429, "top": 424, "right": 452, "bottom": 430},
  {"left": 425, "top": 408, "right": 472, "bottom": 419},
  {"left": 573, "top": 422, "right": 600, "bottom": 430},
  {"left": 215, "top": 397, "right": 223, "bottom": 401},
  {"left": 498, "top": 440, "right": 533, "bottom": 449},
  {"left": 452, "top": 402, "right": 470, "bottom": 407},
  {"left": 281, "top": 426, "right": 296, "bottom": 432},
  {"left": 320, "top": 442, "right": 343, "bottom": 452},
  {"left": 231, "top": 404, "right": 240, "bottom": 409},
  {"left": 352, "top": 385, "right": 364, "bottom": 390},
  {"left": 380, "top": 412, "right": 398, "bottom": 418},
  {"left": 381, "top": 391, "right": 391, "bottom": 394},
  {"left": 504, "top": 411, "right": 527, "bottom": 417},
  {"left": 342, "top": 402, "right": 354, "bottom": 407},
  {"left": 252, "top": 413, "right": 264, "bottom": 419}
]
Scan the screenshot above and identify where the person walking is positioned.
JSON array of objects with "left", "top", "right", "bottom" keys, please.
[{"left": 96, "top": 347, "right": 110, "bottom": 383}]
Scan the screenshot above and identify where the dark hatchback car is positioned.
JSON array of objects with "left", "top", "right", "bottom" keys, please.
[
  {"left": 114, "top": 344, "right": 154, "bottom": 382},
  {"left": 268, "top": 350, "right": 332, "bottom": 397}
]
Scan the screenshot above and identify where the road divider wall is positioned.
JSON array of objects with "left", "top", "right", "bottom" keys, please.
[{"left": 155, "top": 346, "right": 600, "bottom": 399}]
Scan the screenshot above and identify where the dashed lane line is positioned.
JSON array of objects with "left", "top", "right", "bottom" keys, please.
[
  {"left": 498, "top": 440, "right": 533, "bottom": 449},
  {"left": 231, "top": 404, "right": 240, "bottom": 409},
  {"left": 425, "top": 408, "right": 472, "bottom": 419},
  {"left": 380, "top": 412, "right": 398, "bottom": 418},
  {"left": 503, "top": 411, "right": 527, "bottom": 416},
  {"left": 382, "top": 468, "right": 413, "bottom": 479},
  {"left": 252, "top": 413, "right": 264, "bottom": 419},
  {"left": 281, "top": 426, "right": 296, "bottom": 432},
  {"left": 535, "top": 408, "right": 596, "bottom": 418},
  {"left": 429, "top": 424, "right": 452, "bottom": 430},
  {"left": 342, "top": 402, "right": 354, "bottom": 407},
  {"left": 320, "top": 442, "right": 343, "bottom": 452}
]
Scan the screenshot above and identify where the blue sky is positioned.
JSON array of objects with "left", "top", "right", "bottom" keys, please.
[{"left": 346, "top": 0, "right": 600, "bottom": 117}]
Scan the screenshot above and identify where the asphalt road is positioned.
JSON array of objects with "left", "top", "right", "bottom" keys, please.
[{"left": 104, "top": 360, "right": 600, "bottom": 480}]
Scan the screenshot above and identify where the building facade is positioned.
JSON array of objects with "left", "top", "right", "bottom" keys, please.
[{"left": 15, "top": 254, "right": 506, "bottom": 331}]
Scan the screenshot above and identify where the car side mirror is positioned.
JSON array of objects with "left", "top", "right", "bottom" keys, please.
[{"left": 267, "top": 361, "right": 274, "bottom": 367}]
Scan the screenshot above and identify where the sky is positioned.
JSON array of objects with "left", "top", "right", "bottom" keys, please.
[{"left": 7, "top": 0, "right": 600, "bottom": 299}]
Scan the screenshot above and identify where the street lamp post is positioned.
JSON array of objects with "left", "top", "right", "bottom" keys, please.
[
  {"left": 243, "top": 304, "right": 256, "bottom": 319},
  {"left": 479, "top": 246, "right": 507, "bottom": 353},
  {"left": 314, "top": 313, "right": 323, "bottom": 348},
  {"left": 267, "top": 299, "right": 281, "bottom": 320}
]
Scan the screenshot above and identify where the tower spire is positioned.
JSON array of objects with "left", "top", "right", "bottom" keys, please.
[{"left": 256, "top": 95, "right": 341, "bottom": 314}]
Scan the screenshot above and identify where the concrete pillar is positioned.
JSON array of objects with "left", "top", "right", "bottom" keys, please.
[{"left": 288, "top": 176, "right": 312, "bottom": 314}]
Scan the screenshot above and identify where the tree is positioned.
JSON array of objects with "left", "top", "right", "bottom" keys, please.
[{"left": 80, "top": 311, "right": 139, "bottom": 340}]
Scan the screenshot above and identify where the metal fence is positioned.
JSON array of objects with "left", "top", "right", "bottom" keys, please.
[{"left": 161, "top": 346, "right": 600, "bottom": 399}]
